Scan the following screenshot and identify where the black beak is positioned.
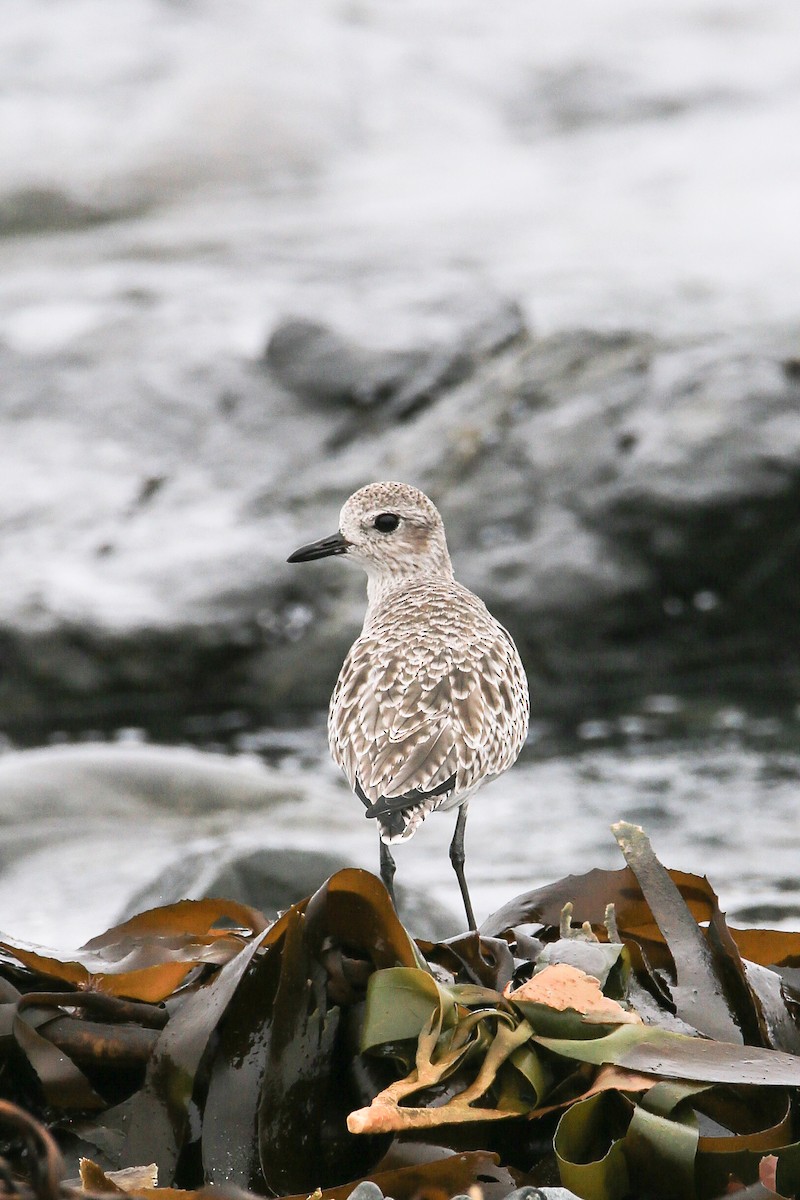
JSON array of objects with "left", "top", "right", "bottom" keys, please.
[{"left": 287, "top": 531, "right": 349, "bottom": 563}]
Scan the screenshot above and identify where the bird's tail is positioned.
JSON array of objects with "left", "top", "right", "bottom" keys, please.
[
  {"left": 379, "top": 800, "right": 431, "bottom": 843},
  {"left": 361, "top": 771, "right": 457, "bottom": 843}
]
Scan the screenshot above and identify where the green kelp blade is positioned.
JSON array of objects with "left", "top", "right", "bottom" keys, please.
[
  {"left": 512, "top": 999, "right": 632, "bottom": 1042},
  {"left": 451, "top": 983, "right": 509, "bottom": 1007},
  {"left": 624, "top": 1080, "right": 706, "bottom": 1200},
  {"left": 554, "top": 1082, "right": 737, "bottom": 1200},
  {"left": 536, "top": 1022, "right": 800, "bottom": 1086},
  {"left": 502, "top": 1042, "right": 553, "bottom": 1111},
  {"left": 554, "top": 1090, "right": 631, "bottom": 1200},
  {"left": 625, "top": 1104, "right": 699, "bottom": 1199},
  {"left": 691, "top": 1087, "right": 795, "bottom": 1197},
  {"left": 360, "top": 967, "right": 457, "bottom": 1055}
]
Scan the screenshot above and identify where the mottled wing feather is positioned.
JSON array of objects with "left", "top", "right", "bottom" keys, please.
[
  {"left": 329, "top": 582, "right": 529, "bottom": 812},
  {"left": 372, "top": 722, "right": 457, "bottom": 796}
]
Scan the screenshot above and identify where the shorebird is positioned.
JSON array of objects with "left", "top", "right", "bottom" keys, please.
[{"left": 287, "top": 481, "right": 529, "bottom": 929}]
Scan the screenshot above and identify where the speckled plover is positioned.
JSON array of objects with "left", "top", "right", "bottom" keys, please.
[{"left": 288, "top": 481, "right": 530, "bottom": 929}]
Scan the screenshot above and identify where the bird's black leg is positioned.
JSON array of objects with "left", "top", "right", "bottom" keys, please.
[
  {"left": 379, "top": 837, "right": 398, "bottom": 909},
  {"left": 450, "top": 804, "right": 477, "bottom": 931}
]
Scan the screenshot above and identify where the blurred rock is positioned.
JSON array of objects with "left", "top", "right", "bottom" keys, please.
[
  {"left": 0, "top": 742, "right": 312, "bottom": 946},
  {"left": 264, "top": 315, "right": 476, "bottom": 430},
  {"left": 0, "top": 742, "right": 291, "bottom": 820},
  {"left": 122, "top": 845, "right": 457, "bottom": 941},
  {"left": 264, "top": 317, "right": 431, "bottom": 408},
  {"left": 1, "top": 315, "right": 800, "bottom": 733},
  {"left": 0, "top": 740, "right": 462, "bottom": 941},
  {"left": 0, "top": 187, "right": 132, "bottom": 236}
]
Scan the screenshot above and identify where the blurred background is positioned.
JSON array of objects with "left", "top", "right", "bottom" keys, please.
[{"left": 1, "top": 0, "right": 800, "bottom": 945}]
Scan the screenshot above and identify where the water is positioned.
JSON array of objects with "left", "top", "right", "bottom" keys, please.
[
  {"left": 1, "top": 0, "right": 800, "bottom": 364},
  {"left": 2, "top": 705, "right": 799, "bottom": 949},
  {"left": 293, "top": 718, "right": 800, "bottom": 933}
]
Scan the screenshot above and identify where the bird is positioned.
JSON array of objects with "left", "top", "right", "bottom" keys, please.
[{"left": 287, "top": 481, "right": 530, "bottom": 929}]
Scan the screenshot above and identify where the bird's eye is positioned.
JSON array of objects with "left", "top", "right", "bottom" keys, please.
[{"left": 373, "top": 512, "right": 400, "bottom": 533}]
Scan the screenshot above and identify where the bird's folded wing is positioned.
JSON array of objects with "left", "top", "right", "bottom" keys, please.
[
  {"left": 367, "top": 721, "right": 458, "bottom": 797},
  {"left": 330, "top": 632, "right": 522, "bottom": 803}
]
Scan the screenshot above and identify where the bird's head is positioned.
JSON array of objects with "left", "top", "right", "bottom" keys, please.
[{"left": 288, "top": 481, "right": 454, "bottom": 599}]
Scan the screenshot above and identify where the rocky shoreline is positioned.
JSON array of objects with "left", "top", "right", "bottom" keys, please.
[{"left": 1, "top": 309, "right": 800, "bottom": 736}]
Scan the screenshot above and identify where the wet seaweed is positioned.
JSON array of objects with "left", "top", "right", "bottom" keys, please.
[{"left": 3, "top": 826, "right": 800, "bottom": 1199}]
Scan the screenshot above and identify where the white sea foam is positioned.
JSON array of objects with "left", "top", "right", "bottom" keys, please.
[{"left": 0, "top": 0, "right": 798, "bottom": 338}]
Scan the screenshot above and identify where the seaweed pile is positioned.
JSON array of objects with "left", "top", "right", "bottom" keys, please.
[{"left": 3, "top": 823, "right": 800, "bottom": 1200}]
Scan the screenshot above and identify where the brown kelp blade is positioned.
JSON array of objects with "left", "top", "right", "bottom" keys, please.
[{"left": 0, "top": 898, "right": 268, "bottom": 1002}]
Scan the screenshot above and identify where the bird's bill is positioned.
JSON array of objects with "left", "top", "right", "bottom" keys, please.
[{"left": 287, "top": 531, "right": 349, "bottom": 563}]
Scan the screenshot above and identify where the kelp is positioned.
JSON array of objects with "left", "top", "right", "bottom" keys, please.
[
  {"left": 0, "top": 1100, "right": 518, "bottom": 1200},
  {"left": 4, "top": 829, "right": 800, "bottom": 1199},
  {"left": 0, "top": 899, "right": 268, "bottom": 1003}
]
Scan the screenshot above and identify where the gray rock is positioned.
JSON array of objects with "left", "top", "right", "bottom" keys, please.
[
  {"left": 345, "top": 1184, "right": 385, "bottom": 1200},
  {"left": 0, "top": 187, "right": 133, "bottom": 236},
  {"left": 499, "top": 1189, "right": 560, "bottom": 1200},
  {"left": 264, "top": 314, "right": 481, "bottom": 445},
  {"left": 519, "top": 1192, "right": 579, "bottom": 1200},
  {"left": 0, "top": 742, "right": 311, "bottom": 944},
  {"left": 0, "top": 742, "right": 292, "bottom": 821},
  {"left": 452, "top": 1190, "right": 576, "bottom": 1200},
  {"left": 264, "top": 317, "right": 434, "bottom": 409},
  {"left": 120, "top": 844, "right": 457, "bottom": 941},
  {"left": 1, "top": 315, "right": 800, "bottom": 731},
  {"left": 0, "top": 741, "right": 459, "bottom": 944},
  {"left": 122, "top": 845, "right": 352, "bottom": 919}
]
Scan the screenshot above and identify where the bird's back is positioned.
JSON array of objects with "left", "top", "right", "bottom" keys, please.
[{"left": 328, "top": 578, "right": 529, "bottom": 837}]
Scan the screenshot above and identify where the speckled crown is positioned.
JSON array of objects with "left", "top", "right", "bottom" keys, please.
[{"left": 340, "top": 481, "right": 442, "bottom": 524}]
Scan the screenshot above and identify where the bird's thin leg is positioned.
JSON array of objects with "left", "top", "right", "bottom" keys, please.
[
  {"left": 379, "top": 837, "right": 398, "bottom": 909},
  {"left": 450, "top": 804, "right": 477, "bottom": 931}
]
